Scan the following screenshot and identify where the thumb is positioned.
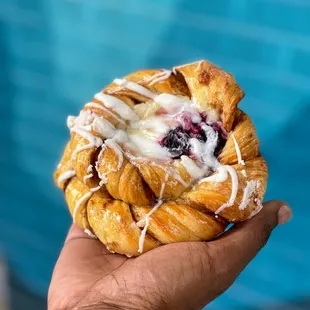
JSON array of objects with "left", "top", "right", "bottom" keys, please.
[{"left": 209, "top": 200, "right": 292, "bottom": 282}]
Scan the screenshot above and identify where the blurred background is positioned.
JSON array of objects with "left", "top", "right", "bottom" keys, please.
[{"left": 0, "top": 0, "right": 309, "bottom": 309}]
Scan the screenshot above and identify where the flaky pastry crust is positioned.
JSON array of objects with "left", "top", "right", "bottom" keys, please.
[{"left": 54, "top": 60, "right": 267, "bottom": 257}]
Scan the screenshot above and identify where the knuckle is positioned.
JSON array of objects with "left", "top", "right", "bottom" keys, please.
[{"left": 257, "top": 222, "right": 273, "bottom": 248}]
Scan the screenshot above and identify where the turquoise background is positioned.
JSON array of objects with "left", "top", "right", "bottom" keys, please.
[{"left": 0, "top": 0, "right": 309, "bottom": 309}]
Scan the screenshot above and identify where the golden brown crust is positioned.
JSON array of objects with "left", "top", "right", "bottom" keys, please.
[
  {"left": 175, "top": 61, "right": 244, "bottom": 132},
  {"left": 131, "top": 202, "right": 226, "bottom": 242},
  {"left": 180, "top": 156, "right": 267, "bottom": 222},
  {"left": 105, "top": 69, "right": 190, "bottom": 100},
  {"left": 65, "top": 177, "right": 93, "bottom": 231},
  {"left": 218, "top": 110, "right": 259, "bottom": 165},
  {"left": 87, "top": 192, "right": 160, "bottom": 256},
  {"left": 96, "top": 147, "right": 156, "bottom": 206},
  {"left": 54, "top": 60, "right": 268, "bottom": 257}
]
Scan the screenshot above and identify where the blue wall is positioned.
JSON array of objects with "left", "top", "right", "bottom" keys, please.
[{"left": 0, "top": 1, "right": 309, "bottom": 309}]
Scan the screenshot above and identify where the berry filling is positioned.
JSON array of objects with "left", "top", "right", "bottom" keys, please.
[
  {"left": 159, "top": 112, "right": 227, "bottom": 159},
  {"left": 160, "top": 127, "right": 190, "bottom": 158}
]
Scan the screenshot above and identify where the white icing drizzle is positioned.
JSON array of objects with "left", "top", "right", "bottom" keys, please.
[
  {"left": 105, "top": 139, "right": 124, "bottom": 170},
  {"left": 71, "top": 142, "right": 97, "bottom": 158},
  {"left": 113, "top": 129, "right": 129, "bottom": 143},
  {"left": 239, "top": 180, "right": 258, "bottom": 211},
  {"left": 159, "top": 172, "right": 169, "bottom": 198},
  {"left": 136, "top": 216, "right": 147, "bottom": 227},
  {"left": 94, "top": 92, "right": 138, "bottom": 121},
  {"left": 231, "top": 132, "right": 245, "bottom": 166},
  {"left": 123, "top": 150, "right": 149, "bottom": 163},
  {"left": 137, "top": 199, "right": 163, "bottom": 254},
  {"left": 201, "top": 124, "right": 219, "bottom": 167},
  {"left": 95, "top": 145, "right": 108, "bottom": 185},
  {"left": 83, "top": 173, "right": 93, "bottom": 183},
  {"left": 97, "top": 145, "right": 106, "bottom": 164},
  {"left": 128, "top": 133, "right": 171, "bottom": 160},
  {"left": 72, "top": 192, "right": 93, "bottom": 223},
  {"left": 145, "top": 70, "right": 172, "bottom": 86},
  {"left": 198, "top": 163, "right": 242, "bottom": 217},
  {"left": 172, "top": 60, "right": 203, "bottom": 74},
  {"left": 92, "top": 117, "right": 116, "bottom": 139},
  {"left": 68, "top": 112, "right": 110, "bottom": 158},
  {"left": 130, "top": 116, "right": 171, "bottom": 138},
  {"left": 67, "top": 110, "right": 94, "bottom": 129},
  {"left": 85, "top": 102, "right": 125, "bottom": 125},
  {"left": 181, "top": 156, "right": 205, "bottom": 180},
  {"left": 165, "top": 167, "right": 188, "bottom": 187},
  {"left": 194, "top": 60, "right": 203, "bottom": 72},
  {"left": 249, "top": 198, "right": 263, "bottom": 218},
  {"left": 154, "top": 93, "right": 201, "bottom": 122},
  {"left": 87, "top": 164, "right": 93, "bottom": 173},
  {"left": 67, "top": 116, "right": 75, "bottom": 128},
  {"left": 199, "top": 165, "right": 228, "bottom": 184},
  {"left": 58, "top": 170, "right": 76, "bottom": 184},
  {"left": 84, "top": 229, "right": 97, "bottom": 238},
  {"left": 90, "top": 185, "right": 102, "bottom": 192},
  {"left": 189, "top": 138, "right": 204, "bottom": 160},
  {"left": 137, "top": 173, "right": 168, "bottom": 253},
  {"left": 241, "top": 169, "right": 247, "bottom": 177},
  {"left": 214, "top": 165, "right": 239, "bottom": 215},
  {"left": 182, "top": 124, "right": 220, "bottom": 182},
  {"left": 154, "top": 93, "right": 185, "bottom": 110},
  {"left": 71, "top": 127, "right": 103, "bottom": 148},
  {"left": 114, "top": 78, "right": 157, "bottom": 99},
  {"left": 99, "top": 177, "right": 107, "bottom": 187},
  {"left": 69, "top": 109, "right": 127, "bottom": 173}
]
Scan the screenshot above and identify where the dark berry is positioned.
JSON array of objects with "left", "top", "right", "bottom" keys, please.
[
  {"left": 214, "top": 136, "right": 225, "bottom": 157},
  {"left": 211, "top": 122, "right": 228, "bottom": 140},
  {"left": 159, "top": 111, "right": 228, "bottom": 159},
  {"left": 200, "top": 111, "right": 208, "bottom": 123},
  {"left": 160, "top": 127, "right": 190, "bottom": 158},
  {"left": 194, "top": 128, "right": 207, "bottom": 142}
]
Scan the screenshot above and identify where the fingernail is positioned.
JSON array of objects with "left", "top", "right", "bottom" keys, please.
[{"left": 278, "top": 205, "right": 292, "bottom": 225}]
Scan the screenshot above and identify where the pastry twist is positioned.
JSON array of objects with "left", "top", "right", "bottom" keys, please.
[{"left": 54, "top": 60, "right": 268, "bottom": 257}]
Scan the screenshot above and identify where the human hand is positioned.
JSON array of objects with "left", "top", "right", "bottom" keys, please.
[{"left": 48, "top": 200, "right": 292, "bottom": 310}]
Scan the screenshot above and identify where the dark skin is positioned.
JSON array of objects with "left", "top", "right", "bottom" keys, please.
[{"left": 48, "top": 200, "right": 292, "bottom": 310}]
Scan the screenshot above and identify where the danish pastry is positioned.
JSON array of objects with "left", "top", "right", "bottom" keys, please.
[{"left": 54, "top": 60, "right": 268, "bottom": 257}]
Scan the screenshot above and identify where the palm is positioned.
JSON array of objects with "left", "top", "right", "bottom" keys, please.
[
  {"left": 48, "top": 202, "right": 288, "bottom": 310},
  {"left": 49, "top": 231, "right": 128, "bottom": 310},
  {"left": 49, "top": 225, "right": 218, "bottom": 310}
]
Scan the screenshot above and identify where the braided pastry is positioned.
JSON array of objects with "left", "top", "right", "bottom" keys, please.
[{"left": 54, "top": 60, "right": 268, "bottom": 257}]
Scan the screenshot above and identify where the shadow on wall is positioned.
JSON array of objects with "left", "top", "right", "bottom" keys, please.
[
  {"left": 145, "top": 0, "right": 233, "bottom": 68},
  {"left": 0, "top": 16, "right": 13, "bottom": 198},
  {"left": 9, "top": 271, "right": 46, "bottom": 310},
  {"left": 0, "top": 0, "right": 72, "bottom": 299},
  {"left": 246, "top": 298, "right": 310, "bottom": 310},
  {"left": 263, "top": 101, "right": 310, "bottom": 205}
]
